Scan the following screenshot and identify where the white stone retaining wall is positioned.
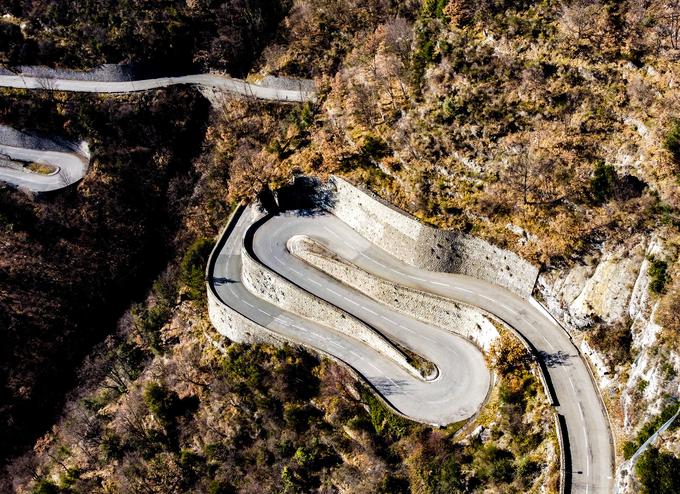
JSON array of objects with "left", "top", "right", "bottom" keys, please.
[
  {"left": 330, "top": 176, "right": 539, "bottom": 298},
  {"left": 207, "top": 290, "right": 285, "bottom": 346},
  {"left": 240, "top": 242, "right": 417, "bottom": 375},
  {"left": 287, "top": 235, "right": 499, "bottom": 351}
]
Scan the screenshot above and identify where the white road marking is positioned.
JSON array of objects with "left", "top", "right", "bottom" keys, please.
[
  {"left": 367, "top": 362, "right": 382, "bottom": 373},
  {"left": 369, "top": 258, "right": 388, "bottom": 268},
  {"left": 542, "top": 336, "right": 556, "bottom": 351},
  {"left": 210, "top": 212, "right": 606, "bottom": 494},
  {"left": 309, "top": 278, "right": 322, "bottom": 286},
  {"left": 292, "top": 324, "right": 307, "bottom": 333},
  {"left": 407, "top": 274, "right": 428, "bottom": 282},
  {"left": 361, "top": 306, "right": 378, "bottom": 316},
  {"left": 242, "top": 300, "right": 255, "bottom": 308},
  {"left": 323, "top": 226, "right": 341, "bottom": 239}
]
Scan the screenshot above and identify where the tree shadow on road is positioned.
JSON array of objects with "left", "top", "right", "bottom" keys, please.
[
  {"left": 212, "top": 277, "right": 236, "bottom": 286},
  {"left": 370, "top": 377, "right": 408, "bottom": 397},
  {"left": 538, "top": 350, "right": 573, "bottom": 368}
]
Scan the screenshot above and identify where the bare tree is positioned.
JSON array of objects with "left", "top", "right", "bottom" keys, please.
[
  {"left": 657, "top": 2, "right": 680, "bottom": 49},
  {"left": 559, "top": 0, "right": 602, "bottom": 42}
]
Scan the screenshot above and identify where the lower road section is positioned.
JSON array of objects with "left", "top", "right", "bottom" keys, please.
[{"left": 209, "top": 206, "right": 614, "bottom": 494}]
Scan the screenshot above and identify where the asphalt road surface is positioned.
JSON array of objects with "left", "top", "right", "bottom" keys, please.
[
  {"left": 212, "top": 207, "right": 491, "bottom": 425},
  {"left": 0, "top": 72, "right": 313, "bottom": 191},
  {"left": 0, "top": 73, "right": 315, "bottom": 102},
  {"left": 0, "top": 143, "right": 87, "bottom": 192},
  {"left": 210, "top": 206, "right": 614, "bottom": 494}
]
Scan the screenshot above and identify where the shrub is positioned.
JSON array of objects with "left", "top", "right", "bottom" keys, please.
[
  {"left": 361, "top": 388, "right": 414, "bottom": 440},
  {"left": 428, "top": 453, "right": 464, "bottom": 492},
  {"left": 648, "top": 257, "right": 669, "bottom": 294},
  {"left": 623, "top": 403, "right": 680, "bottom": 459},
  {"left": 143, "top": 382, "right": 181, "bottom": 429},
  {"left": 180, "top": 237, "right": 215, "bottom": 302},
  {"left": 473, "top": 445, "right": 515, "bottom": 483},
  {"left": 489, "top": 332, "right": 532, "bottom": 376},
  {"left": 664, "top": 118, "right": 680, "bottom": 165},
  {"left": 657, "top": 284, "right": 680, "bottom": 336},
  {"left": 590, "top": 160, "right": 618, "bottom": 203},
  {"left": 31, "top": 480, "right": 59, "bottom": 494},
  {"left": 635, "top": 447, "right": 680, "bottom": 494},
  {"left": 586, "top": 317, "right": 632, "bottom": 366},
  {"left": 359, "top": 133, "right": 390, "bottom": 159}
]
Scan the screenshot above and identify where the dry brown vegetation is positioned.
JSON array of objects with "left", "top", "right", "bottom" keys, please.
[
  {"left": 245, "top": 0, "right": 680, "bottom": 267},
  {"left": 0, "top": 88, "right": 209, "bottom": 463},
  {"left": 4, "top": 0, "right": 680, "bottom": 492}
]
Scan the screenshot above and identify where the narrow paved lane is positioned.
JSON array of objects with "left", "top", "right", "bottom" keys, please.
[
  {"left": 209, "top": 207, "right": 614, "bottom": 494},
  {"left": 0, "top": 143, "right": 88, "bottom": 192},
  {"left": 211, "top": 207, "right": 491, "bottom": 425},
  {"left": 0, "top": 73, "right": 315, "bottom": 102}
]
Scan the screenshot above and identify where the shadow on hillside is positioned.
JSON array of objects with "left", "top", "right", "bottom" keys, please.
[{"left": 259, "top": 175, "right": 336, "bottom": 216}]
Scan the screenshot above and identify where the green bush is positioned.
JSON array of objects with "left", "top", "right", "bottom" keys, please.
[
  {"left": 31, "top": 480, "right": 59, "bottom": 494},
  {"left": 428, "top": 453, "right": 464, "bottom": 492},
  {"left": 143, "top": 382, "right": 181, "bottom": 429},
  {"left": 590, "top": 160, "right": 618, "bottom": 203},
  {"left": 473, "top": 445, "right": 515, "bottom": 483},
  {"left": 361, "top": 388, "right": 414, "bottom": 440},
  {"left": 360, "top": 133, "right": 390, "bottom": 159},
  {"left": 180, "top": 237, "right": 215, "bottom": 302},
  {"left": 623, "top": 403, "right": 680, "bottom": 459},
  {"left": 664, "top": 118, "right": 680, "bottom": 165},
  {"left": 648, "top": 257, "right": 670, "bottom": 294},
  {"left": 635, "top": 447, "right": 680, "bottom": 494}
]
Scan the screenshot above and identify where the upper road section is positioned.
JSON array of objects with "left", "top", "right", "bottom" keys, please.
[{"left": 0, "top": 72, "right": 316, "bottom": 103}]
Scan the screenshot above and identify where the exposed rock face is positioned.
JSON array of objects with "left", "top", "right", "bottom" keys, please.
[{"left": 537, "top": 237, "right": 648, "bottom": 331}]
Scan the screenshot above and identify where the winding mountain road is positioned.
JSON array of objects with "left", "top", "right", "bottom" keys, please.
[
  {"left": 1, "top": 65, "right": 614, "bottom": 493},
  {"left": 0, "top": 72, "right": 315, "bottom": 102},
  {"left": 209, "top": 204, "right": 615, "bottom": 494},
  {"left": 211, "top": 206, "right": 491, "bottom": 425},
  {"left": 0, "top": 70, "right": 314, "bottom": 191},
  {"left": 0, "top": 138, "right": 88, "bottom": 192}
]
